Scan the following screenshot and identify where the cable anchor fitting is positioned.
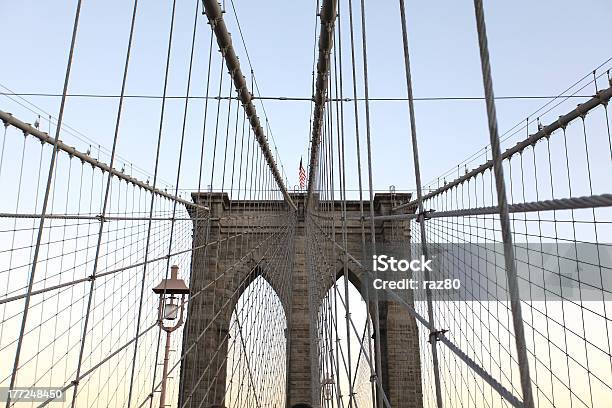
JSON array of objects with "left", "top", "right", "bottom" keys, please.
[
  {"left": 429, "top": 329, "right": 448, "bottom": 344},
  {"left": 595, "top": 89, "right": 609, "bottom": 107},
  {"left": 416, "top": 209, "right": 435, "bottom": 223}
]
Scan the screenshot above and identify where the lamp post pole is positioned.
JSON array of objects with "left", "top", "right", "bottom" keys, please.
[
  {"left": 152, "top": 265, "right": 190, "bottom": 408},
  {"left": 159, "top": 330, "right": 172, "bottom": 408}
]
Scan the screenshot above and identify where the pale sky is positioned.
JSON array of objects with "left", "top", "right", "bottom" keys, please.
[
  {"left": 1, "top": 0, "right": 611, "bottom": 195},
  {"left": 1, "top": 1, "right": 611, "bottom": 407}
]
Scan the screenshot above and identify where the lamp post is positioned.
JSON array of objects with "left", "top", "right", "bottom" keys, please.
[
  {"left": 322, "top": 377, "right": 335, "bottom": 402},
  {"left": 152, "top": 265, "right": 189, "bottom": 408}
]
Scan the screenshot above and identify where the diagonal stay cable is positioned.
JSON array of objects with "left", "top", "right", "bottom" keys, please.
[
  {"left": 0, "top": 110, "right": 207, "bottom": 212},
  {"left": 311, "top": 218, "right": 524, "bottom": 408},
  {"left": 393, "top": 83, "right": 612, "bottom": 212},
  {"left": 201, "top": 0, "right": 296, "bottom": 211},
  {"left": 234, "top": 312, "right": 262, "bottom": 408},
  {"left": 5, "top": 1, "right": 84, "bottom": 406},
  {"left": 472, "top": 2, "right": 534, "bottom": 407}
]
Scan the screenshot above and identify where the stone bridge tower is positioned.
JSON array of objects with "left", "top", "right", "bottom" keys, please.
[{"left": 179, "top": 192, "right": 422, "bottom": 408}]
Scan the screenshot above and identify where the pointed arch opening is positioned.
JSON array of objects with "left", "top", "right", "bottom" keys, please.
[
  {"left": 225, "top": 275, "right": 287, "bottom": 407},
  {"left": 317, "top": 270, "right": 376, "bottom": 408}
]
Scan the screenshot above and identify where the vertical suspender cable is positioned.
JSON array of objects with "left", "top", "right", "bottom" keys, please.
[
  {"left": 6, "top": 1, "right": 83, "bottom": 406},
  {"left": 306, "top": 0, "right": 337, "bottom": 206},
  {"left": 340, "top": 0, "right": 391, "bottom": 404},
  {"left": 345, "top": 0, "right": 378, "bottom": 404},
  {"left": 201, "top": 0, "right": 296, "bottom": 211},
  {"left": 472, "top": 1, "right": 534, "bottom": 407},
  {"left": 127, "top": 0, "right": 179, "bottom": 405},
  {"left": 72, "top": 1, "right": 141, "bottom": 406},
  {"left": 397, "top": 1, "right": 444, "bottom": 407},
  {"left": 148, "top": 0, "right": 202, "bottom": 406},
  {"left": 357, "top": 0, "right": 386, "bottom": 405},
  {"left": 332, "top": 12, "right": 357, "bottom": 406}
]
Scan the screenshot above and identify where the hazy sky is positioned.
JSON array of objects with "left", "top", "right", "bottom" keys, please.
[
  {"left": 1, "top": 0, "right": 611, "bottom": 196},
  {"left": 1, "top": 3, "right": 611, "bottom": 406}
]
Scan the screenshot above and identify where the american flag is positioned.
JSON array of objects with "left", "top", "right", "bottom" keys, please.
[{"left": 299, "top": 157, "right": 306, "bottom": 189}]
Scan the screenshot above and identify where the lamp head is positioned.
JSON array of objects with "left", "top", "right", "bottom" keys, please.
[{"left": 152, "top": 265, "right": 189, "bottom": 296}]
